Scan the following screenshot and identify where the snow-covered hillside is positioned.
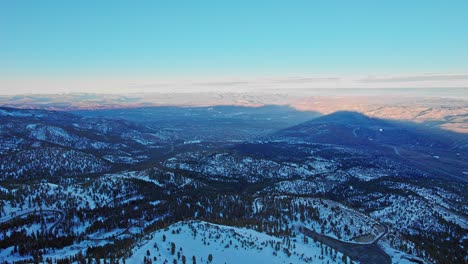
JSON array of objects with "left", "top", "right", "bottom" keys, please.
[{"left": 129, "top": 220, "right": 347, "bottom": 264}]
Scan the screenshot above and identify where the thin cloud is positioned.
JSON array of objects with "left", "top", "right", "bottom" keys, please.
[
  {"left": 274, "top": 77, "right": 341, "bottom": 83},
  {"left": 361, "top": 74, "right": 468, "bottom": 83},
  {"left": 127, "top": 82, "right": 171, "bottom": 88},
  {"left": 193, "top": 81, "right": 251, "bottom": 86}
]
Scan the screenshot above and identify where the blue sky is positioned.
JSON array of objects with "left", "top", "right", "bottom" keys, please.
[{"left": 1, "top": 0, "right": 468, "bottom": 94}]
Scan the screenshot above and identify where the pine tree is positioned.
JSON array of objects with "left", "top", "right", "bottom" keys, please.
[{"left": 171, "top": 242, "right": 176, "bottom": 255}]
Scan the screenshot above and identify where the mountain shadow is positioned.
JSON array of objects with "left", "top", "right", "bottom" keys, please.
[{"left": 270, "top": 111, "right": 468, "bottom": 182}]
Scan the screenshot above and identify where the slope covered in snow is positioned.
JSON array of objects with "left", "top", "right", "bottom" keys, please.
[{"left": 129, "top": 220, "right": 348, "bottom": 264}]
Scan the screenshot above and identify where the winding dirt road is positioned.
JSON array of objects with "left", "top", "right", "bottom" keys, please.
[{"left": 0, "top": 208, "right": 65, "bottom": 233}]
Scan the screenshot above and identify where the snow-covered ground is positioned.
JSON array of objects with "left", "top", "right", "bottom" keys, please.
[
  {"left": 370, "top": 193, "right": 466, "bottom": 234},
  {"left": 380, "top": 242, "right": 425, "bottom": 264},
  {"left": 128, "top": 220, "right": 347, "bottom": 264},
  {"left": 253, "top": 196, "right": 381, "bottom": 243}
]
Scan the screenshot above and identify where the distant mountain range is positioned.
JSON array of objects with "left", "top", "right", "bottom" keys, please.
[{"left": 1, "top": 92, "right": 466, "bottom": 133}]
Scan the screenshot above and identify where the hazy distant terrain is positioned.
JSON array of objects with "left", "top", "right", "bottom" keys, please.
[{"left": 1, "top": 89, "right": 467, "bottom": 133}]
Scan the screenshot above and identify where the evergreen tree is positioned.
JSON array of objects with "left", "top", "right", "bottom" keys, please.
[{"left": 171, "top": 242, "right": 176, "bottom": 255}]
